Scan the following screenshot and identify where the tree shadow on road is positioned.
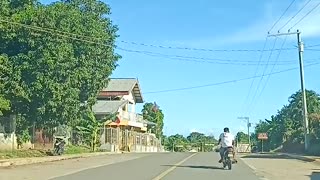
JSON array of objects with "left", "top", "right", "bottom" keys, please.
[
  {"left": 241, "top": 154, "right": 315, "bottom": 163},
  {"left": 308, "top": 171, "right": 320, "bottom": 180},
  {"left": 162, "top": 165, "right": 224, "bottom": 170}
]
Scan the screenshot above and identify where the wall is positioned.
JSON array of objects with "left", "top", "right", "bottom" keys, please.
[
  {"left": 0, "top": 133, "right": 17, "bottom": 150},
  {"left": 100, "top": 127, "right": 163, "bottom": 153},
  {"left": 237, "top": 143, "right": 251, "bottom": 153},
  {"left": 122, "top": 91, "right": 136, "bottom": 113}
]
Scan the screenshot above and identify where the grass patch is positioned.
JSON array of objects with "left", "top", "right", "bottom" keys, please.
[
  {"left": 0, "top": 145, "right": 93, "bottom": 159},
  {"left": 64, "top": 145, "right": 92, "bottom": 154},
  {"left": 0, "top": 149, "right": 47, "bottom": 159}
]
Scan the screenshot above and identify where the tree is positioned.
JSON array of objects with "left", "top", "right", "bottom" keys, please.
[
  {"left": 0, "top": 56, "right": 10, "bottom": 116},
  {"left": 163, "top": 131, "right": 217, "bottom": 152},
  {"left": 236, "top": 132, "right": 249, "bottom": 143},
  {"left": 76, "top": 108, "right": 118, "bottom": 151},
  {"left": 164, "top": 134, "right": 188, "bottom": 152},
  {"left": 252, "top": 90, "right": 320, "bottom": 154},
  {"left": 0, "top": 0, "right": 120, "bottom": 138},
  {"left": 142, "top": 102, "right": 164, "bottom": 138}
]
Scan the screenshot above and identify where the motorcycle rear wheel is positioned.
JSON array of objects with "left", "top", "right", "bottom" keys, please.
[{"left": 227, "top": 160, "right": 232, "bottom": 170}]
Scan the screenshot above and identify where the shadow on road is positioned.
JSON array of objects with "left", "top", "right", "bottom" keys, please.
[
  {"left": 162, "top": 165, "right": 224, "bottom": 170},
  {"left": 309, "top": 171, "right": 320, "bottom": 180},
  {"left": 241, "top": 153, "right": 315, "bottom": 163}
]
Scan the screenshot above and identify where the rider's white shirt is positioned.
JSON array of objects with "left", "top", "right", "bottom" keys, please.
[{"left": 219, "top": 132, "right": 234, "bottom": 148}]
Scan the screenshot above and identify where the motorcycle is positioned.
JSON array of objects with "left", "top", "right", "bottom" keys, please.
[
  {"left": 53, "top": 137, "right": 66, "bottom": 156},
  {"left": 222, "top": 147, "right": 234, "bottom": 170}
]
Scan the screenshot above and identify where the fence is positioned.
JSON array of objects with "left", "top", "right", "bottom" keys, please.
[
  {"left": 0, "top": 115, "right": 17, "bottom": 150},
  {"left": 236, "top": 143, "right": 251, "bottom": 153},
  {"left": 100, "top": 127, "right": 163, "bottom": 152},
  {"left": 1, "top": 117, "right": 163, "bottom": 152}
]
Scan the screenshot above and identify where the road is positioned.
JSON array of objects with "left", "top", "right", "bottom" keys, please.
[{"left": 0, "top": 152, "right": 319, "bottom": 180}]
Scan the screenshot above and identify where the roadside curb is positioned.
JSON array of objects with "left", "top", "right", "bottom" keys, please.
[
  {"left": 279, "top": 153, "right": 320, "bottom": 163},
  {"left": 0, "top": 151, "right": 122, "bottom": 167}
]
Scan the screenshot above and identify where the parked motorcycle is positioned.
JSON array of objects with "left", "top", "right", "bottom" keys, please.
[
  {"left": 222, "top": 147, "right": 234, "bottom": 170},
  {"left": 53, "top": 137, "right": 66, "bottom": 156}
]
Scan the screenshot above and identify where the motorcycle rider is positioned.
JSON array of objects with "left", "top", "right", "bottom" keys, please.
[{"left": 218, "top": 127, "right": 237, "bottom": 163}]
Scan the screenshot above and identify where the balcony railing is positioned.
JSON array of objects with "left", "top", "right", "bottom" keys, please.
[{"left": 119, "top": 111, "right": 143, "bottom": 123}]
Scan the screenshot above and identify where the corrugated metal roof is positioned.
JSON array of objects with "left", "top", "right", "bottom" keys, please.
[
  {"left": 92, "top": 100, "right": 128, "bottom": 114},
  {"left": 103, "top": 78, "right": 137, "bottom": 92},
  {"left": 102, "top": 78, "right": 144, "bottom": 103}
]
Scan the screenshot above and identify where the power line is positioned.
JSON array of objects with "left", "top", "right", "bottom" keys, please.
[
  {"left": 119, "top": 47, "right": 300, "bottom": 65},
  {"left": 278, "top": 0, "right": 312, "bottom": 32},
  {"left": 143, "top": 62, "right": 320, "bottom": 94},
  {"left": 0, "top": 18, "right": 297, "bottom": 54},
  {"left": 305, "top": 43, "right": 320, "bottom": 48},
  {"left": 304, "top": 48, "right": 320, "bottom": 51},
  {"left": 241, "top": 37, "right": 269, "bottom": 112},
  {"left": 242, "top": 0, "right": 294, "bottom": 111},
  {"left": 252, "top": 35, "right": 289, "bottom": 113},
  {"left": 0, "top": 19, "right": 114, "bottom": 48},
  {"left": 0, "top": 18, "right": 307, "bottom": 67},
  {"left": 0, "top": 18, "right": 316, "bottom": 69},
  {"left": 246, "top": 37, "right": 278, "bottom": 114},
  {"left": 119, "top": 40, "right": 296, "bottom": 53},
  {"left": 0, "top": 19, "right": 298, "bottom": 65},
  {"left": 268, "top": 0, "right": 297, "bottom": 33},
  {"left": 289, "top": 1, "right": 320, "bottom": 30}
]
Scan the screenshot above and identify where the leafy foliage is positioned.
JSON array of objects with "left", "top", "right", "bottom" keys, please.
[
  {"left": 163, "top": 132, "right": 217, "bottom": 152},
  {"left": 142, "top": 102, "right": 164, "bottom": 138},
  {"left": 251, "top": 90, "right": 320, "bottom": 154},
  {"left": 236, "top": 131, "right": 249, "bottom": 143},
  {"left": 76, "top": 109, "right": 118, "bottom": 151},
  {"left": 0, "top": 0, "right": 120, "bottom": 149}
]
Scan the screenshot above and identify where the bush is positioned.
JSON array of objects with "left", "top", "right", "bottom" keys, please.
[{"left": 64, "top": 145, "right": 91, "bottom": 154}]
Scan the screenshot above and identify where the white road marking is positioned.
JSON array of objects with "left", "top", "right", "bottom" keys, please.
[
  {"left": 48, "top": 156, "right": 143, "bottom": 180},
  {"left": 152, "top": 153, "right": 198, "bottom": 180},
  {"left": 240, "top": 158, "right": 257, "bottom": 170}
]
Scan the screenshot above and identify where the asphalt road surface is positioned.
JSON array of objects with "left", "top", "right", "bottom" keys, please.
[{"left": 2, "top": 152, "right": 320, "bottom": 180}]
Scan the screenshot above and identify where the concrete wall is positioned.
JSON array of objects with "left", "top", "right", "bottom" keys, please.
[
  {"left": 123, "top": 91, "right": 136, "bottom": 113},
  {"left": 0, "top": 133, "right": 35, "bottom": 150},
  {"left": 99, "top": 144, "right": 161, "bottom": 153},
  {"left": 0, "top": 133, "right": 17, "bottom": 150},
  {"left": 237, "top": 143, "right": 251, "bottom": 153}
]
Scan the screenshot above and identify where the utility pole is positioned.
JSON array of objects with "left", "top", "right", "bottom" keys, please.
[
  {"left": 268, "top": 30, "right": 309, "bottom": 152},
  {"left": 297, "top": 31, "right": 309, "bottom": 152},
  {"left": 238, "top": 117, "right": 251, "bottom": 149}
]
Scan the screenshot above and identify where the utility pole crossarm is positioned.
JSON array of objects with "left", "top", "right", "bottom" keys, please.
[{"left": 267, "top": 31, "right": 299, "bottom": 37}]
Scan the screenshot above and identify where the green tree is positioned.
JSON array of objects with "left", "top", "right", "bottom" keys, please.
[
  {"left": 236, "top": 131, "right": 249, "bottom": 143},
  {"left": 76, "top": 109, "right": 117, "bottom": 151},
  {"left": 0, "top": 0, "right": 120, "bottom": 139},
  {"left": 165, "top": 134, "right": 188, "bottom": 152},
  {"left": 252, "top": 90, "right": 320, "bottom": 154},
  {"left": 0, "top": 56, "right": 10, "bottom": 116},
  {"left": 142, "top": 102, "right": 164, "bottom": 138}
]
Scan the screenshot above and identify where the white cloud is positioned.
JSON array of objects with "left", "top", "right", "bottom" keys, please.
[
  {"left": 165, "top": 1, "right": 320, "bottom": 47},
  {"left": 219, "top": 0, "right": 320, "bottom": 44}
]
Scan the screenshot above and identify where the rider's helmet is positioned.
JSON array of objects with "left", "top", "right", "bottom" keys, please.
[{"left": 224, "top": 127, "right": 229, "bottom": 133}]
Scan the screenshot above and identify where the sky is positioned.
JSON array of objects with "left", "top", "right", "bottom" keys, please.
[{"left": 41, "top": 0, "right": 320, "bottom": 138}]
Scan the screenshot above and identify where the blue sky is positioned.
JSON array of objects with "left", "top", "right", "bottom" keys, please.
[{"left": 41, "top": 0, "right": 320, "bottom": 138}]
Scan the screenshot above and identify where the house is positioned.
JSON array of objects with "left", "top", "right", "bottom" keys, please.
[
  {"left": 93, "top": 78, "right": 149, "bottom": 132},
  {"left": 93, "top": 78, "right": 160, "bottom": 152}
]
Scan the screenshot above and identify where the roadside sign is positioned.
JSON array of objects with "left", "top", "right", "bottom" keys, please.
[{"left": 258, "top": 133, "right": 268, "bottom": 140}]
